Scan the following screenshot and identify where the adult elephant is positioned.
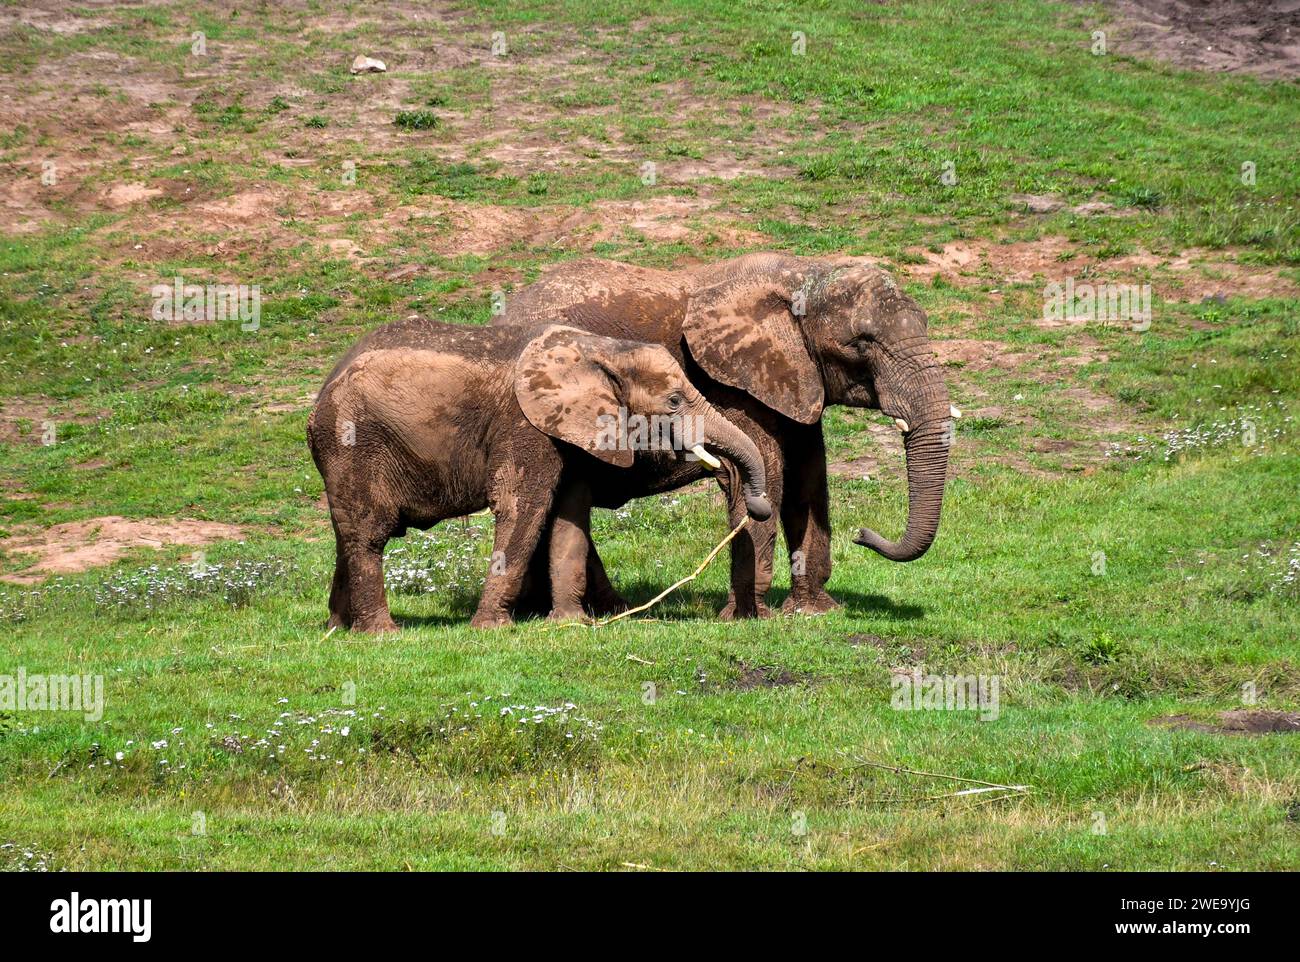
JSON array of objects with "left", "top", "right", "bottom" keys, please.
[{"left": 496, "top": 253, "right": 955, "bottom": 618}]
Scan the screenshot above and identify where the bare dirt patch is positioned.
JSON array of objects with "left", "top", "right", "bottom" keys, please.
[
  {"left": 1090, "top": 0, "right": 1300, "bottom": 80},
  {"left": 0, "top": 517, "right": 250, "bottom": 582},
  {"left": 828, "top": 419, "right": 905, "bottom": 481},
  {"left": 722, "top": 661, "right": 806, "bottom": 691},
  {"left": 379, "top": 194, "right": 763, "bottom": 256},
  {"left": 101, "top": 182, "right": 164, "bottom": 208},
  {"left": 904, "top": 237, "right": 1300, "bottom": 306},
  {"left": 0, "top": 397, "right": 106, "bottom": 444},
  {"left": 1151, "top": 709, "right": 1300, "bottom": 734},
  {"left": 933, "top": 338, "right": 1041, "bottom": 372}
]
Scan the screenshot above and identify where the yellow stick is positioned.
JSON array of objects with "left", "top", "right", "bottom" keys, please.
[{"left": 591, "top": 516, "right": 751, "bottom": 628}]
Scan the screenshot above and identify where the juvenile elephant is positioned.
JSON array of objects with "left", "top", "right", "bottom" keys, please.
[
  {"left": 307, "top": 320, "right": 772, "bottom": 631},
  {"left": 496, "top": 253, "right": 955, "bottom": 618}
]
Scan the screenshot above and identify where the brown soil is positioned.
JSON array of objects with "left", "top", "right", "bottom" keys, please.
[
  {"left": 0, "top": 397, "right": 105, "bottom": 443},
  {"left": 724, "top": 661, "right": 806, "bottom": 691},
  {"left": 0, "top": 4, "right": 795, "bottom": 259},
  {"left": 903, "top": 237, "right": 1299, "bottom": 306},
  {"left": 0, "top": 517, "right": 249, "bottom": 583},
  {"left": 1089, "top": 0, "right": 1300, "bottom": 80},
  {"left": 1150, "top": 709, "right": 1300, "bottom": 734}
]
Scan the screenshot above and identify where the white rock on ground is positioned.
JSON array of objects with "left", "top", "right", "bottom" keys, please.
[{"left": 350, "top": 55, "right": 387, "bottom": 74}]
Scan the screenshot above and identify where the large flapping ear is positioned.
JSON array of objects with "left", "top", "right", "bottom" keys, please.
[
  {"left": 682, "top": 273, "right": 824, "bottom": 424},
  {"left": 514, "top": 325, "right": 633, "bottom": 467}
]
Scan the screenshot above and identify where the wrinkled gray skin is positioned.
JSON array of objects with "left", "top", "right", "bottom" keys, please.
[
  {"left": 496, "top": 253, "right": 952, "bottom": 618},
  {"left": 308, "top": 321, "right": 771, "bottom": 631}
]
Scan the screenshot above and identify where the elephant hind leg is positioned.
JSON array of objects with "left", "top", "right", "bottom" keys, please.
[
  {"left": 341, "top": 537, "right": 398, "bottom": 633},
  {"left": 583, "top": 535, "right": 629, "bottom": 616},
  {"left": 330, "top": 505, "right": 400, "bottom": 634},
  {"left": 327, "top": 534, "right": 351, "bottom": 629}
]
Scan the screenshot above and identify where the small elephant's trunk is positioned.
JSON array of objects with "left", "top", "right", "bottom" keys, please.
[{"left": 693, "top": 407, "right": 772, "bottom": 521}]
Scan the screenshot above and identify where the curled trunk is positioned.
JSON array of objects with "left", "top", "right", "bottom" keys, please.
[
  {"left": 854, "top": 365, "right": 950, "bottom": 561},
  {"left": 695, "top": 409, "right": 772, "bottom": 521}
]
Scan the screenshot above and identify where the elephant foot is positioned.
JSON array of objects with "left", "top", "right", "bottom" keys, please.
[
  {"left": 781, "top": 589, "right": 841, "bottom": 616},
  {"left": 547, "top": 606, "right": 589, "bottom": 624},
  {"left": 326, "top": 613, "right": 350, "bottom": 631},
  {"left": 718, "top": 596, "right": 773, "bottom": 621},
  {"left": 351, "top": 612, "right": 399, "bottom": 634},
  {"left": 470, "top": 609, "right": 514, "bottom": 629}
]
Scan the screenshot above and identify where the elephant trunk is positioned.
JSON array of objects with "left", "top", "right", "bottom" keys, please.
[
  {"left": 854, "top": 365, "right": 950, "bottom": 562},
  {"left": 693, "top": 407, "right": 772, "bottom": 521}
]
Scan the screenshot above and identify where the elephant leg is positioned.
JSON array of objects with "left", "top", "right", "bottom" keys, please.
[
  {"left": 547, "top": 482, "right": 592, "bottom": 622},
  {"left": 512, "top": 540, "right": 553, "bottom": 619},
  {"left": 335, "top": 513, "right": 398, "bottom": 633},
  {"left": 779, "top": 425, "right": 840, "bottom": 615},
  {"left": 327, "top": 524, "right": 352, "bottom": 629},
  {"left": 582, "top": 533, "right": 629, "bottom": 616},
  {"left": 717, "top": 462, "right": 780, "bottom": 620},
  {"left": 471, "top": 459, "right": 558, "bottom": 629}
]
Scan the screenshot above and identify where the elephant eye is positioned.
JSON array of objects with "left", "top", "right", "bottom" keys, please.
[{"left": 667, "top": 392, "right": 685, "bottom": 410}]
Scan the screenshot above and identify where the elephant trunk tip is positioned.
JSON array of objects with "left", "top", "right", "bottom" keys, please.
[
  {"left": 746, "top": 494, "right": 773, "bottom": 522},
  {"left": 853, "top": 526, "right": 932, "bottom": 562}
]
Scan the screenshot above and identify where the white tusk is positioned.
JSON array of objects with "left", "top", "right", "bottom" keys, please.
[
  {"left": 950, "top": 405, "right": 962, "bottom": 419},
  {"left": 691, "top": 444, "right": 722, "bottom": 469},
  {"left": 894, "top": 418, "right": 910, "bottom": 432}
]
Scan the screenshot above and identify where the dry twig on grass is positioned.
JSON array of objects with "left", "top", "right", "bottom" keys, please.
[
  {"left": 543, "top": 516, "right": 751, "bottom": 631},
  {"left": 777, "top": 752, "right": 1034, "bottom": 806}
]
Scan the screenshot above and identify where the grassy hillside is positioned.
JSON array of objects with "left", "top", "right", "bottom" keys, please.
[{"left": 0, "top": 0, "right": 1296, "bottom": 870}]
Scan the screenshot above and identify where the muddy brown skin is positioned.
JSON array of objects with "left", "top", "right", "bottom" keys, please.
[
  {"left": 307, "top": 320, "right": 771, "bottom": 631},
  {"left": 496, "top": 253, "right": 952, "bottom": 618}
]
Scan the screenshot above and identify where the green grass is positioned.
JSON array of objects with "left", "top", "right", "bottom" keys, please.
[{"left": 0, "top": 0, "right": 1297, "bottom": 871}]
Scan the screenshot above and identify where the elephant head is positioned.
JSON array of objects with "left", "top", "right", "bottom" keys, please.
[
  {"left": 682, "top": 255, "right": 952, "bottom": 561},
  {"left": 514, "top": 325, "right": 773, "bottom": 521}
]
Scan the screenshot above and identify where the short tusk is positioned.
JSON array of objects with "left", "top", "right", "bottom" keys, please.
[
  {"left": 894, "top": 418, "right": 910, "bottom": 432},
  {"left": 690, "top": 444, "right": 722, "bottom": 469},
  {"left": 950, "top": 405, "right": 962, "bottom": 419}
]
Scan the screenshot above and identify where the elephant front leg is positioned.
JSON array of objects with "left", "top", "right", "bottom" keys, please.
[
  {"left": 779, "top": 426, "right": 840, "bottom": 615},
  {"left": 471, "top": 463, "right": 557, "bottom": 628},
  {"left": 717, "top": 463, "right": 780, "bottom": 620},
  {"left": 547, "top": 482, "right": 593, "bottom": 622}
]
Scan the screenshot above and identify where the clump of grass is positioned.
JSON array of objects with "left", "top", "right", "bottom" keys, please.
[
  {"left": 959, "top": 416, "right": 1007, "bottom": 434},
  {"left": 1115, "top": 185, "right": 1163, "bottom": 210},
  {"left": 192, "top": 96, "right": 253, "bottom": 130},
  {"left": 0, "top": 841, "right": 57, "bottom": 872},
  {"left": 1230, "top": 541, "right": 1300, "bottom": 599},
  {"left": 93, "top": 558, "right": 293, "bottom": 611},
  {"left": 0, "top": 556, "right": 299, "bottom": 623},
  {"left": 383, "top": 524, "right": 488, "bottom": 599},
  {"left": 52, "top": 703, "right": 372, "bottom": 790},
  {"left": 398, "top": 159, "right": 503, "bottom": 199},
  {"left": 371, "top": 698, "right": 603, "bottom": 777},
  {"left": 304, "top": 115, "right": 329, "bottom": 128},
  {"left": 1106, "top": 402, "right": 1290, "bottom": 463},
  {"left": 394, "top": 109, "right": 439, "bottom": 131},
  {"left": 1080, "top": 633, "right": 1124, "bottom": 665}
]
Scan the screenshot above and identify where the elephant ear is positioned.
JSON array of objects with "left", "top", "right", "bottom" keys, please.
[
  {"left": 514, "top": 325, "right": 633, "bottom": 467},
  {"left": 682, "top": 275, "right": 824, "bottom": 424}
]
